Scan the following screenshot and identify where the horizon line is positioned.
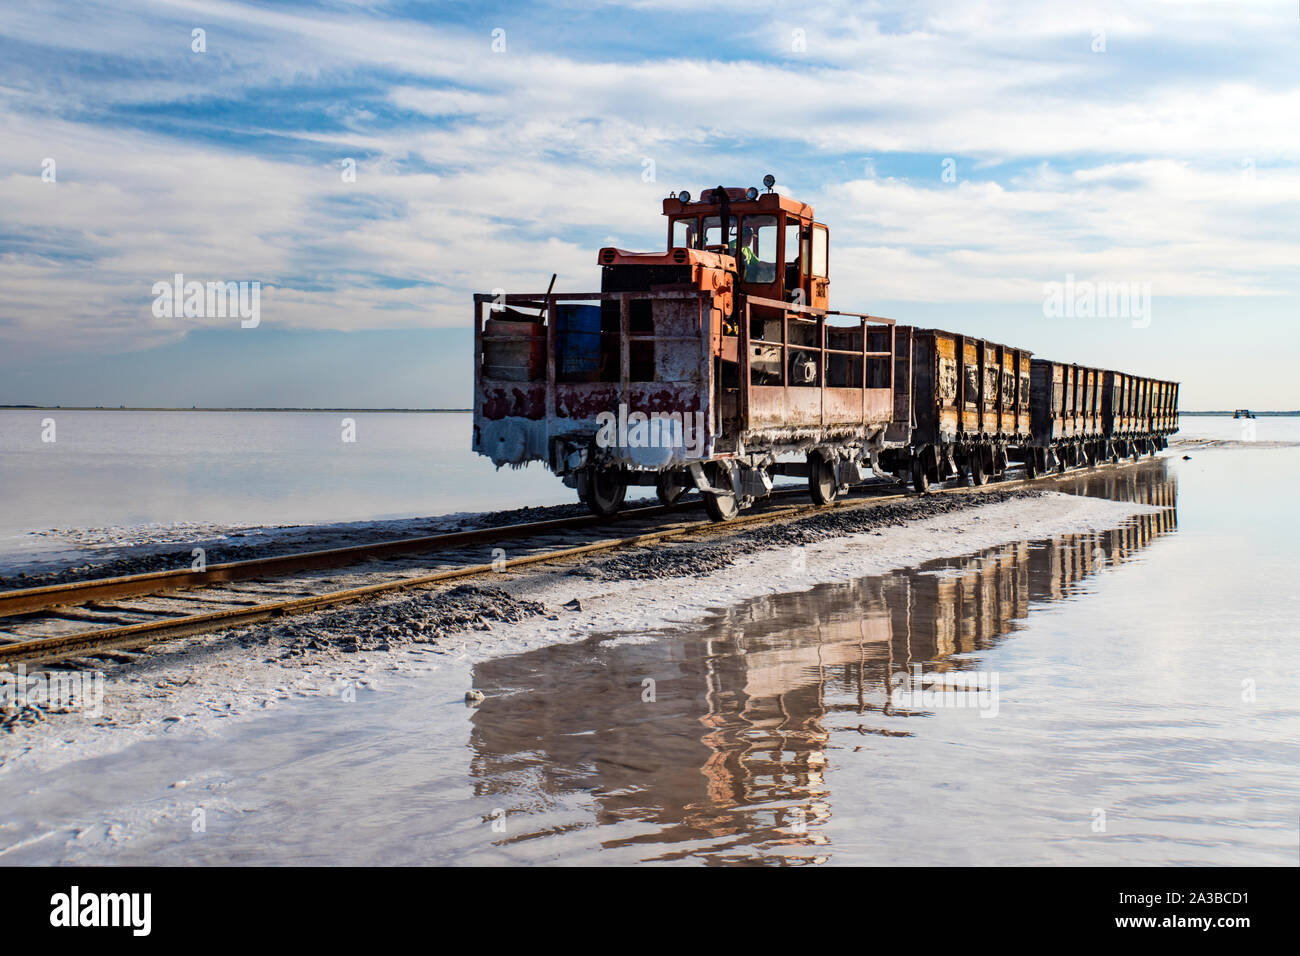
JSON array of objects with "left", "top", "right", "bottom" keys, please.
[
  {"left": 0, "top": 405, "right": 473, "bottom": 412},
  {"left": 1, "top": 406, "right": 1297, "bottom": 415}
]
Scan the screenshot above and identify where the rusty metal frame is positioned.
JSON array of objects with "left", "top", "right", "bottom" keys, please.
[
  {"left": 473, "top": 290, "right": 715, "bottom": 468},
  {"left": 737, "top": 294, "right": 894, "bottom": 435}
]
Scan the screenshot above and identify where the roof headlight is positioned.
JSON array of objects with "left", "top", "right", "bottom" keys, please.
[
  {"left": 677, "top": 190, "right": 691, "bottom": 203},
  {"left": 745, "top": 186, "right": 759, "bottom": 200},
  {"left": 762, "top": 173, "right": 776, "bottom": 191}
]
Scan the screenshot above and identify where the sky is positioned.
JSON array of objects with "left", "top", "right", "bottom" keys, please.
[{"left": 1, "top": 0, "right": 1297, "bottom": 410}]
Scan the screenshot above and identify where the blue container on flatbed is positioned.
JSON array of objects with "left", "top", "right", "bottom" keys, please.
[{"left": 555, "top": 304, "right": 603, "bottom": 382}]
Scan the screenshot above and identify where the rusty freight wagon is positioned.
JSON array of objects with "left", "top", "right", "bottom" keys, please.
[
  {"left": 1029, "top": 360, "right": 1107, "bottom": 472},
  {"left": 886, "top": 328, "right": 1033, "bottom": 491},
  {"left": 1030, "top": 361, "right": 1179, "bottom": 469},
  {"left": 1104, "top": 371, "right": 1179, "bottom": 458},
  {"left": 473, "top": 176, "right": 906, "bottom": 521}
]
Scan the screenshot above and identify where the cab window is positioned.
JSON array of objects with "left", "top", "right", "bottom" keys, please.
[
  {"left": 739, "top": 215, "right": 778, "bottom": 283},
  {"left": 785, "top": 221, "right": 802, "bottom": 290},
  {"left": 702, "top": 215, "right": 737, "bottom": 248},
  {"left": 671, "top": 217, "right": 697, "bottom": 250},
  {"left": 811, "top": 224, "right": 829, "bottom": 278}
]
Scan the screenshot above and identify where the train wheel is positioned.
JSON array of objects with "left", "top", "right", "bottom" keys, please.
[
  {"left": 911, "top": 457, "right": 931, "bottom": 494},
  {"left": 580, "top": 467, "right": 626, "bottom": 517},
  {"left": 655, "top": 471, "right": 688, "bottom": 507},
  {"left": 703, "top": 491, "right": 738, "bottom": 522},
  {"left": 702, "top": 462, "right": 739, "bottom": 521},
  {"left": 970, "top": 454, "right": 989, "bottom": 486},
  {"left": 1024, "top": 453, "right": 1038, "bottom": 479},
  {"left": 808, "top": 452, "right": 839, "bottom": 505}
]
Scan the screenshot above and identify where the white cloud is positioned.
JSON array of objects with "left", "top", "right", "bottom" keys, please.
[{"left": 0, "top": 0, "right": 1297, "bottom": 365}]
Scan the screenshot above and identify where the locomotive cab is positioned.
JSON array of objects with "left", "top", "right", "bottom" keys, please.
[
  {"left": 595, "top": 178, "right": 831, "bottom": 330},
  {"left": 661, "top": 181, "right": 830, "bottom": 312}
]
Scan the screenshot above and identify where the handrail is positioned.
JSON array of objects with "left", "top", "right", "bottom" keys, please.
[
  {"left": 750, "top": 338, "right": 890, "bottom": 358},
  {"left": 474, "top": 291, "right": 709, "bottom": 304},
  {"left": 742, "top": 293, "right": 897, "bottom": 326}
]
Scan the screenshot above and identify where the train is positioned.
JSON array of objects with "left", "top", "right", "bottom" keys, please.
[{"left": 472, "top": 176, "right": 1179, "bottom": 520}]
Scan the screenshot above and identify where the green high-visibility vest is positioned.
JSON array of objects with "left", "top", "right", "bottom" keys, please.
[{"left": 728, "top": 239, "right": 758, "bottom": 268}]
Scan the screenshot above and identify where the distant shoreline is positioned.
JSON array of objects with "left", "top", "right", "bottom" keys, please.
[
  {"left": 0, "top": 406, "right": 472, "bottom": 413},
  {"left": 1174, "top": 411, "right": 1298, "bottom": 417}
]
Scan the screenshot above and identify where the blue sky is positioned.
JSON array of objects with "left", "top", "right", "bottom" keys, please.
[{"left": 1, "top": 0, "right": 1297, "bottom": 409}]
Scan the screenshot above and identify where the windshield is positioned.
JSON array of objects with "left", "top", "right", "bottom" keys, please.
[
  {"left": 702, "top": 215, "right": 737, "bottom": 248},
  {"left": 738, "top": 215, "right": 778, "bottom": 283}
]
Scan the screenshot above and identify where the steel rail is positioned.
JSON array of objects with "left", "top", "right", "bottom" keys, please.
[
  {"left": 0, "top": 490, "right": 863, "bottom": 665},
  {"left": 0, "top": 461, "right": 1153, "bottom": 667},
  {"left": 0, "top": 479, "right": 866, "bottom": 618},
  {"left": 0, "top": 501, "right": 701, "bottom": 618}
]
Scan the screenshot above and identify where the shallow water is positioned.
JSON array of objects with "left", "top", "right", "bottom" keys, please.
[
  {"left": 2, "top": 449, "right": 1297, "bottom": 865},
  {"left": 1175, "top": 413, "right": 1300, "bottom": 443},
  {"left": 2, "top": 411, "right": 1291, "bottom": 553},
  {"left": 0, "top": 410, "right": 568, "bottom": 551}
]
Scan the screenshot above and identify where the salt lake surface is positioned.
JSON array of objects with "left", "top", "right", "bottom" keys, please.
[
  {"left": 0, "top": 409, "right": 570, "bottom": 558},
  {"left": 2, "top": 448, "right": 1297, "bottom": 865},
  {"left": 0, "top": 409, "right": 1294, "bottom": 551}
]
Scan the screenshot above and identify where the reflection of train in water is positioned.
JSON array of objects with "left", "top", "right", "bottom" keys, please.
[{"left": 465, "top": 463, "right": 1178, "bottom": 862}]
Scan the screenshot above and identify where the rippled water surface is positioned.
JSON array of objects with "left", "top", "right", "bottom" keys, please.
[{"left": 2, "top": 447, "right": 1297, "bottom": 866}]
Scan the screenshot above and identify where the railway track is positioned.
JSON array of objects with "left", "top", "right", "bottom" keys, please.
[{"left": 0, "top": 462, "right": 1156, "bottom": 668}]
